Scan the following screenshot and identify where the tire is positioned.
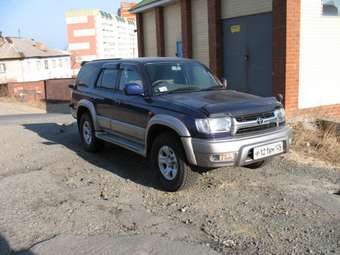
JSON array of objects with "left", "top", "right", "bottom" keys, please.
[
  {"left": 150, "top": 132, "right": 197, "bottom": 192},
  {"left": 79, "top": 112, "right": 101, "bottom": 152},
  {"left": 244, "top": 160, "right": 267, "bottom": 169}
]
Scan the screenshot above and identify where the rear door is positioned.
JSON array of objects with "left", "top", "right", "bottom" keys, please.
[{"left": 93, "top": 68, "right": 118, "bottom": 130}]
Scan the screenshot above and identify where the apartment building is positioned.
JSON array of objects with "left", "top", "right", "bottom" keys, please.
[
  {"left": 131, "top": 0, "right": 340, "bottom": 118},
  {"left": 66, "top": 9, "right": 138, "bottom": 73},
  {"left": 0, "top": 36, "right": 72, "bottom": 83},
  {"left": 118, "top": 1, "right": 137, "bottom": 20}
]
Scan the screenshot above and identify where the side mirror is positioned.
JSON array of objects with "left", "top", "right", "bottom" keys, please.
[
  {"left": 221, "top": 78, "right": 228, "bottom": 88},
  {"left": 124, "top": 83, "right": 144, "bottom": 96},
  {"left": 68, "top": 84, "right": 75, "bottom": 89}
]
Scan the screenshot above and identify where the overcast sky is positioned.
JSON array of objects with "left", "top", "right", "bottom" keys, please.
[{"left": 0, "top": 0, "right": 133, "bottom": 50}]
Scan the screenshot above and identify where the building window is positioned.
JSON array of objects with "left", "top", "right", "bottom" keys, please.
[
  {"left": 52, "top": 59, "right": 57, "bottom": 68},
  {"left": 322, "top": 0, "right": 340, "bottom": 16},
  {"left": 59, "top": 59, "right": 63, "bottom": 68},
  {"left": 44, "top": 60, "right": 49, "bottom": 69},
  {"left": 37, "top": 61, "right": 41, "bottom": 70},
  {"left": 0, "top": 63, "right": 6, "bottom": 73},
  {"left": 26, "top": 61, "right": 31, "bottom": 71}
]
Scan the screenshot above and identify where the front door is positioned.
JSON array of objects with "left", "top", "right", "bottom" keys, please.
[
  {"left": 110, "top": 63, "right": 149, "bottom": 143},
  {"left": 223, "top": 13, "right": 273, "bottom": 97}
]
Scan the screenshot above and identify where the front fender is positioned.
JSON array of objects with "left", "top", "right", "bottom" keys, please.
[{"left": 145, "top": 114, "right": 197, "bottom": 165}]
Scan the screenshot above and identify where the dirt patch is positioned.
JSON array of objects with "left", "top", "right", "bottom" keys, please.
[
  {"left": 290, "top": 120, "right": 340, "bottom": 168},
  {"left": 1, "top": 115, "right": 340, "bottom": 254}
]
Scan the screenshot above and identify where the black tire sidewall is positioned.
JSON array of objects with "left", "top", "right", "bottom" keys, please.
[
  {"left": 151, "top": 133, "right": 188, "bottom": 192},
  {"left": 79, "top": 113, "right": 97, "bottom": 152}
]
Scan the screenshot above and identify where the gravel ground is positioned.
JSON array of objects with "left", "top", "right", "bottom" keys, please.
[
  {"left": 0, "top": 111, "right": 339, "bottom": 254},
  {"left": 0, "top": 99, "right": 45, "bottom": 116}
]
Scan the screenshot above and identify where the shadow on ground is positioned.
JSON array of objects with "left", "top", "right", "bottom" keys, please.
[
  {"left": 45, "top": 102, "right": 70, "bottom": 114},
  {"left": 23, "top": 122, "right": 157, "bottom": 189},
  {"left": 0, "top": 234, "right": 34, "bottom": 255}
]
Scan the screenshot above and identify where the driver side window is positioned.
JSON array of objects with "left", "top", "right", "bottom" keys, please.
[{"left": 118, "top": 66, "right": 143, "bottom": 91}]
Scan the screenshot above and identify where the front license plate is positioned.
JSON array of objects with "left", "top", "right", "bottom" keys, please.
[{"left": 253, "top": 142, "right": 284, "bottom": 160}]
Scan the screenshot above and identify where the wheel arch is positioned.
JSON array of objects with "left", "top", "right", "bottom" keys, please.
[
  {"left": 76, "top": 100, "right": 98, "bottom": 130},
  {"left": 145, "top": 115, "right": 197, "bottom": 165}
]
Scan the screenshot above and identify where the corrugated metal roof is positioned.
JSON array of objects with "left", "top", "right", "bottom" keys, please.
[
  {"left": 129, "top": 0, "right": 175, "bottom": 13},
  {"left": 134, "top": 0, "right": 159, "bottom": 9},
  {"left": 130, "top": 0, "right": 160, "bottom": 12},
  {"left": 0, "top": 37, "right": 70, "bottom": 60}
]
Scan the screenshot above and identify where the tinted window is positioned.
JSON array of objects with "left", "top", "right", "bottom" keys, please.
[
  {"left": 118, "top": 67, "right": 143, "bottom": 91},
  {"left": 76, "top": 64, "right": 100, "bottom": 87},
  {"left": 146, "top": 62, "right": 220, "bottom": 95},
  {"left": 323, "top": 0, "right": 340, "bottom": 16},
  {"left": 98, "top": 69, "right": 117, "bottom": 89}
]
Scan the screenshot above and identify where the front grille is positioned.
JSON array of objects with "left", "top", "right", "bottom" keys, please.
[
  {"left": 236, "top": 111, "right": 275, "bottom": 122},
  {"left": 236, "top": 123, "right": 277, "bottom": 134}
]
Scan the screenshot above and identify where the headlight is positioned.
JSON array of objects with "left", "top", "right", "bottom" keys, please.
[
  {"left": 195, "top": 117, "right": 232, "bottom": 134},
  {"left": 274, "top": 108, "right": 286, "bottom": 123}
]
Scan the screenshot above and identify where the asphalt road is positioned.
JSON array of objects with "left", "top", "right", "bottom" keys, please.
[{"left": 0, "top": 111, "right": 339, "bottom": 255}]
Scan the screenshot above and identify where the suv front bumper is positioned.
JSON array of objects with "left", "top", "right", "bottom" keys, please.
[{"left": 181, "top": 127, "right": 293, "bottom": 168}]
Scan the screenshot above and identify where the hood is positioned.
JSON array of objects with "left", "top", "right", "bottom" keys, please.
[{"left": 154, "top": 90, "right": 281, "bottom": 117}]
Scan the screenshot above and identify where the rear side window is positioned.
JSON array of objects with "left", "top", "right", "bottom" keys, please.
[
  {"left": 97, "top": 69, "right": 118, "bottom": 89},
  {"left": 76, "top": 64, "right": 100, "bottom": 87}
]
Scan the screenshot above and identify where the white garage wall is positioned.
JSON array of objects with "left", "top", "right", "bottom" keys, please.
[
  {"left": 221, "top": 0, "right": 272, "bottom": 19},
  {"left": 192, "top": 0, "right": 209, "bottom": 66},
  {"left": 143, "top": 10, "right": 157, "bottom": 57},
  {"left": 164, "top": 2, "right": 181, "bottom": 57},
  {"left": 299, "top": 0, "right": 340, "bottom": 108}
]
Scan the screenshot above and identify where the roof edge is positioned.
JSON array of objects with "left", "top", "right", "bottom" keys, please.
[{"left": 130, "top": 0, "right": 175, "bottom": 13}]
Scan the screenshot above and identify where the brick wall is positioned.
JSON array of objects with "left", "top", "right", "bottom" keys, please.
[
  {"left": 290, "top": 104, "right": 340, "bottom": 119},
  {"left": 284, "top": 0, "right": 301, "bottom": 117},
  {"left": 180, "top": 0, "right": 192, "bottom": 58},
  {"left": 136, "top": 13, "right": 145, "bottom": 57},
  {"left": 7, "top": 81, "right": 46, "bottom": 107},
  {"left": 155, "top": 7, "right": 165, "bottom": 57},
  {"left": 7, "top": 78, "right": 75, "bottom": 108},
  {"left": 272, "top": 0, "right": 301, "bottom": 117},
  {"left": 45, "top": 78, "right": 74, "bottom": 102},
  {"left": 208, "top": 0, "right": 223, "bottom": 78}
]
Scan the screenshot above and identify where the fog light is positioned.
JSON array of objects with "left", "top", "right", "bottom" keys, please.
[{"left": 209, "top": 152, "right": 235, "bottom": 162}]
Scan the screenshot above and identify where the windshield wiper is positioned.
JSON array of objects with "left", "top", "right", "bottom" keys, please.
[
  {"left": 199, "top": 86, "right": 225, "bottom": 92},
  {"left": 160, "top": 87, "right": 201, "bottom": 95}
]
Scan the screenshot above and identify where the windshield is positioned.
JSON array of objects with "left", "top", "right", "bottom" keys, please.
[{"left": 145, "top": 62, "right": 222, "bottom": 95}]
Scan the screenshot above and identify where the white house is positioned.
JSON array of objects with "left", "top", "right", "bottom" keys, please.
[{"left": 0, "top": 36, "right": 72, "bottom": 83}]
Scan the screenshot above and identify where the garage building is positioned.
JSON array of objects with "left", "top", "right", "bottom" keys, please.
[{"left": 130, "top": 0, "right": 340, "bottom": 118}]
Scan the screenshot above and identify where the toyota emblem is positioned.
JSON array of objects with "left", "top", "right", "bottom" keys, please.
[{"left": 257, "top": 117, "right": 264, "bottom": 125}]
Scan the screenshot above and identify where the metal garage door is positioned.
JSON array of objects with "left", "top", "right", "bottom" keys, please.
[
  {"left": 164, "top": 2, "right": 181, "bottom": 57},
  {"left": 223, "top": 13, "right": 273, "bottom": 97},
  {"left": 191, "top": 0, "right": 209, "bottom": 67},
  {"left": 143, "top": 10, "right": 157, "bottom": 57}
]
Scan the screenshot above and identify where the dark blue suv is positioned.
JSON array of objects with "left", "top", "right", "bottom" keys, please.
[{"left": 70, "top": 57, "right": 292, "bottom": 191}]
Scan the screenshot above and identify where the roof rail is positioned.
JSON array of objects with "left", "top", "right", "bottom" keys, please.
[{"left": 81, "top": 58, "right": 122, "bottom": 66}]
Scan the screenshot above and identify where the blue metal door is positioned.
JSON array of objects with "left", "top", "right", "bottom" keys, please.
[
  {"left": 223, "top": 13, "right": 273, "bottom": 97},
  {"left": 176, "top": 41, "right": 183, "bottom": 58}
]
